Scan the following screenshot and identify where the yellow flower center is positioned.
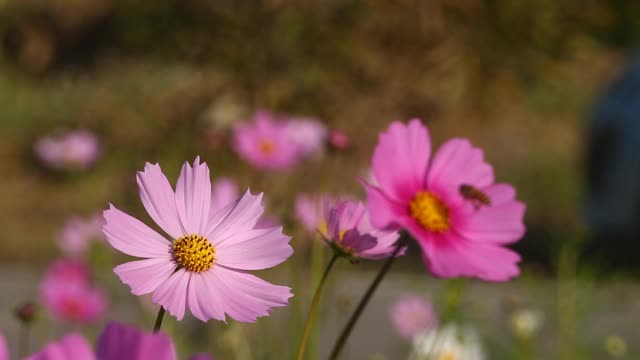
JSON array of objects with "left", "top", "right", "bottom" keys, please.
[
  {"left": 172, "top": 234, "right": 215, "bottom": 273},
  {"left": 258, "top": 139, "right": 276, "bottom": 155},
  {"left": 409, "top": 191, "right": 450, "bottom": 232}
]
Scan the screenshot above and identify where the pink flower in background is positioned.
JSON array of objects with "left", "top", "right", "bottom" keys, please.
[
  {"left": 40, "top": 260, "right": 107, "bottom": 324},
  {"left": 58, "top": 213, "right": 104, "bottom": 257},
  {"left": 103, "top": 157, "right": 293, "bottom": 322},
  {"left": 210, "top": 177, "right": 239, "bottom": 214},
  {"left": 26, "top": 333, "right": 94, "bottom": 360},
  {"left": 34, "top": 130, "right": 101, "bottom": 170},
  {"left": 96, "top": 322, "right": 178, "bottom": 360},
  {"left": 41, "top": 259, "right": 91, "bottom": 285},
  {"left": 233, "top": 111, "right": 301, "bottom": 170},
  {"left": 364, "top": 119, "right": 526, "bottom": 281},
  {"left": 295, "top": 193, "right": 323, "bottom": 233},
  {"left": 319, "top": 198, "right": 402, "bottom": 261},
  {"left": 0, "top": 333, "right": 7, "bottom": 360},
  {"left": 285, "top": 117, "right": 327, "bottom": 157},
  {"left": 390, "top": 295, "right": 438, "bottom": 341},
  {"left": 26, "top": 322, "right": 212, "bottom": 360}
]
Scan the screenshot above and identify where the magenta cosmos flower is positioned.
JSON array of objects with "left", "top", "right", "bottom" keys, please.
[
  {"left": 233, "top": 111, "right": 301, "bottom": 170},
  {"left": 102, "top": 157, "right": 293, "bottom": 322},
  {"left": 364, "top": 120, "right": 525, "bottom": 281},
  {"left": 34, "top": 130, "right": 101, "bottom": 170},
  {"left": 389, "top": 294, "right": 438, "bottom": 341},
  {"left": 40, "top": 259, "right": 107, "bottom": 324},
  {"left": 319, "top": 197, "right": 402, "bottom": 261}
]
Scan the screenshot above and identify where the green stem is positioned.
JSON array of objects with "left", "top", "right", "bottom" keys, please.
[
  {"left": 329, "top": 234, "right": 408, "bottom": 360},
  {"left": 153, "top": 306, "right": 166, "bottom": 333},
  {"left": 18, "top": 323, "right": 30, "bottom": 358},
  {"left": 297, "top": 254, "right": 340, "bottom": 360}
]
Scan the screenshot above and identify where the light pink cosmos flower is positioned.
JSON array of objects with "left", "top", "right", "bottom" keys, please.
[
  {"left": 295, "top": 193, "right": 323, "bottom": 233},
  {"left": 363, "top": 119, "right": 526, "bottom": 281},
  {"left": 285, "top": 117, "right": 328, "bottom": 157},
  {"left": 233, "top": 111, "right": 301, "bottom": 170},
  {"left": 40, "top": 260, "right": 107, "bottom": 324},
  {"left": 389, "top": 295, "right": 438, "bottom": 341},
  {"left": 58, "top": 213, "right": 104, "bottom": 257},
  {"left": 34, "top": 130, "right": 101, "bottom": 170},
  {"left": 103, "top": 157, "right": 293, "bottom": 322},
  {"left": 319, "top": 197, "right": 402, "bottom": 261}
]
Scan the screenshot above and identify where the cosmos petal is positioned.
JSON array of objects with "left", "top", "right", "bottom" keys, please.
[
  {"left": 202, "top": 266, "right": 292, "bottom": 323},
  {"left": 205, "top": 190, "right": 264, "bottom": 242},
  {"left": 215, "top": 227, "right": 293, "bottom": 270},
  {"left": 137, "top": 163, "right": 184, "bottom": 239},
  {"left": 102, "top": 205, "right": 171, "bottom": 258},
  {"left": 114, "top": 257, "right": 176, "bottom": 296},
  {"left": 152, "top": 268, "right": 191, "bottom": 320},
  {"left": 427, "top": 138, "right": 494, "bottom": 193},
  {"left": 96, "top": 322, "right": 176, "bottom": 360},
  {"left": 372, "top": 119, "right": 431, "bottom": 202},
  {"left": 175, "top": 157, "right": 212, "bottom": 235}
]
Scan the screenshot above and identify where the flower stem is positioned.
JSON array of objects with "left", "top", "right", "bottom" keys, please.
[
  {"left": 153, "top": 306, "right": 166, "bottom": 333},
  {"left": 18, "top": 323, "right": 30, "bottom": 358},
  {"left": 329, "top": 233, "right": 408, "bottom": 360},
  {"left": 297, "top": 253, "right": 340, "bottom": 360}
]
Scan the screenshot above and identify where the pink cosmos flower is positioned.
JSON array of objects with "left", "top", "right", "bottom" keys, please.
[
  {"left": 319, "top": 197, "right": 402, "bottom": 261},
  {"left": 389, "top": 295, "right": 438, "bottom": 341},
  {"left": 232, "top": 111, "right": 301, "bottom": 170},
  {"left": 34, "top": 130, "right": 101, "bottom": 170},
  {"left": 58, "top": 213, "right": 104, "bottom": 257},
  {"left": 26, "top": 322, "right": 213, "bottom": 360},
  {"left": 294, "top": 193, "right": 322, "bottom": 233},
  {"left": 285, "top": 117, "right": 328, "bottom": 157},
  {"left": 103, "top": 157, "right": 293, "bottom": 322},
  {"left": 0, "top": 333, "right": 7, "bottom": 360},
  {"left": 40, "top": 260, "right": 107, "bottom": 324},
  {"left": 95, "top": 322, "right": 177, "bottom": 360},
  {"left": 26, "top": 334, "right": 94, "bottom": 360},
  {"left": 364, "top": 119, "right": 526, "bottom": 281},
  {"left": 210, "top": 177, "right": 239, "bottom": 213}
]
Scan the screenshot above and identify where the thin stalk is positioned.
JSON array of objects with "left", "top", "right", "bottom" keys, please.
[
  {"left": 153, "top": 306, "right": 166, "bottom": 333},
  {"left": 296, "top": 253, "right": 340, "bottom": 360},
  {"left": 329, "top": 234, "right": 408, "bottom": 360},
  {"left": 18, "top": 323, "right": 30, "bottom": 358}
]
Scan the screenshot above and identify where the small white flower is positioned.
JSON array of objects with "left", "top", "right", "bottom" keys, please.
[{"left": 409, "top": 324, "right": 485, "bottom": 360}]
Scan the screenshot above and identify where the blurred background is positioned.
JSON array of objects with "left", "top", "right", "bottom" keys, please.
[{"left": 1, "top": 0, "right": 640, "bottom": 359}]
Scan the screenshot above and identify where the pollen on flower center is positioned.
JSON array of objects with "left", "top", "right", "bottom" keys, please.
[
  {"left": 409, "top": 191, "right": 450, "bottom": 232},
  {"left": 258, "top": 139, "right": 276, "bottom": 155},
  {"left": 172, "top": 234, "right": 215, "bottom": 273}
]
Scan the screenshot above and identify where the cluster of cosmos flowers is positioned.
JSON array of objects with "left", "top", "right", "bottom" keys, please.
[{"left": 14, "top": 117, "right": 525, "bottom": 359}]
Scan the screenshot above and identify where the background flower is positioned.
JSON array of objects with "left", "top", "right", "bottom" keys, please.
[
  {"left": 58, "top": 213, "right": 104, "bottom": 257},
  {"left": 232, "top": 111, "right": 301, "bottom": 170},
  {"left": 34, "top": 130, "right": 101, "bottom": 170},
  {"left": 40, "top": 260, "right": 107, "bottom": 324},
  {"left": 389, "top": 295, "right": 438, "bottom": 341}
]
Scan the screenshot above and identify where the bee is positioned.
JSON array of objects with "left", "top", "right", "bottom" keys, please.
[{"left": 459, "top": 184, "right": 491, "bottom": 209}]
